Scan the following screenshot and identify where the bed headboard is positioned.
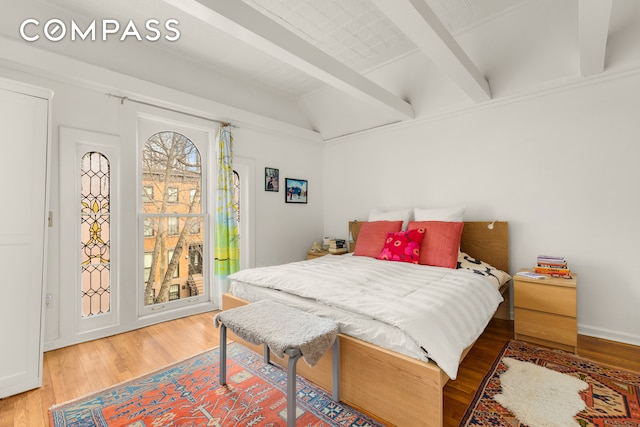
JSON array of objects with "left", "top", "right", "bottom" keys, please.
[{"left": 348, "top": 220, "right": 509, "bottom": 273}]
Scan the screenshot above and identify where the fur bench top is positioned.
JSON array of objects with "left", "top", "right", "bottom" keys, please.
[{"left": 215, "top": 300, "right": 339, "bottom": 366}]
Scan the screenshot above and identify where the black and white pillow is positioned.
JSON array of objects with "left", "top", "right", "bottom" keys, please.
[{"left": 457, "top": 252, "right": 511, "bottom": 287}]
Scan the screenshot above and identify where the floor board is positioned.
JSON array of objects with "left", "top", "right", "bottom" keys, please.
[{"left": 1, "top": 312, "right": 637, "bottom": 427}]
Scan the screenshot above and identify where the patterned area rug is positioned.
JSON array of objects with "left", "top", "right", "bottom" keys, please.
[
  {"left": 49, "top": 342, "right": 384, "bottom": 426},
  {"left": 459, "top": 340, "right": 640, "bottom": 427}
]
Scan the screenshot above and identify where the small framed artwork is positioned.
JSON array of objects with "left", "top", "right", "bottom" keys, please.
[
  {"left": 265, "top": 167, "right": 279, "bottom": 192},
  {"left": 285, "top": 178, "right": 307, "bottom": 204}
]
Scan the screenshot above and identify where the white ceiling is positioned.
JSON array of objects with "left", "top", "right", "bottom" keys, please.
[{"left": 3, "top": 0, "right": 640, "bottom": 140}]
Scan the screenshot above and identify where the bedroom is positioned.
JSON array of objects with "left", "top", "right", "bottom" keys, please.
[{"left": 1, "top": 0, "right": 639, "bottom": 425}]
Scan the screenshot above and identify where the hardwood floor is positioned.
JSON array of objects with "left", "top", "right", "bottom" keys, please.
[
  {"left": 443, "top": 318, "right": 514, "bottom": 427},
  {"left": 1, "top": 313, "right": 638, "bottom": 427},
  {"left": 0, "top": 312, "right": 220, "bottom": 427}
]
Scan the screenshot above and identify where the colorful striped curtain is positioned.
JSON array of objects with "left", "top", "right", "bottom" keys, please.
[{"left": 214, "top": 125, "right": 240, "bottom": 278}]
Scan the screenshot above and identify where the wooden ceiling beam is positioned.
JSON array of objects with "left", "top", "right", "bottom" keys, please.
[
  {"left": 163, "top": 0, "right": 414, "bottom": 120},
  {"left": 370, "top": 0, "right": 491, "bottom": 102},
  {"left": 579, "top": 0, "right": 613, "bottom": 77}
]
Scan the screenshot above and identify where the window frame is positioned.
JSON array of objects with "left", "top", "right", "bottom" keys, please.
[{"left": 137, "top": 115, "right": 212, "bottom": 318}]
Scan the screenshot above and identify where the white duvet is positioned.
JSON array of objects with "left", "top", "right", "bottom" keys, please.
[{"left": 228, "top": 255, "right": 503, "bottom": 379}]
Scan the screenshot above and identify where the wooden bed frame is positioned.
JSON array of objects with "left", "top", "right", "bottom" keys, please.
[{"left": 222, "top": 221, "right": 509, "bottom": 427}]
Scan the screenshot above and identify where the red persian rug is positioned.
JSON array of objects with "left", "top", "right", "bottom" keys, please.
[
  {"left": 49, "top": 342, "right": 384, "bottom": 426},
  {"left": 459, "top": 340, "right": 640, "bottom": 426}
]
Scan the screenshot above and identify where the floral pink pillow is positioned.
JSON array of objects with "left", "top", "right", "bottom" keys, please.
[{"left": 377, "top": 228, "right": 425, "bottom": 264}]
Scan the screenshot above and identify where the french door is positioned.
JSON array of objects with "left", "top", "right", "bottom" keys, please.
[{"left": 56, "top": 109, "right": 215, "bottom": 348}]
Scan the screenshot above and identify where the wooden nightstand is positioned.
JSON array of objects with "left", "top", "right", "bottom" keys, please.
[
  {"left": 306, "top": 250, "right": 347, "bottom": 260},
  {"left": 306, "top": 250, "right": 329, "bottom": 260},
  {"left": 514, "top": 269, "right": 577, "bottom": 353}
]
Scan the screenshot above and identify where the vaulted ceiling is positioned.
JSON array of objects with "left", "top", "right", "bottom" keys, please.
[{"left": 2, "top": 0, "right": 640, "bottom": 141}]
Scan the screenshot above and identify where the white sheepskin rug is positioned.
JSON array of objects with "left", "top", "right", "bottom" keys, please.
[{"left": 493, "top": 357, "right": 589, "bottom": 427}]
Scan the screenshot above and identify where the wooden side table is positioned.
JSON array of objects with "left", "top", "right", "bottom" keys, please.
[
  {"left": 514, "top": 269, "right": 577, "bottom": 353},
  {"left": 306, "top": 250, "right": 347, "bottom": 260},
  {"left": 307, "top": 250, "right": 330, "bottom": 260}
]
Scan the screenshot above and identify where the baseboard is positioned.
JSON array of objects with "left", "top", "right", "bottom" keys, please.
[{"left": 578, "top": 325, "right": 640, "bottom": 347}]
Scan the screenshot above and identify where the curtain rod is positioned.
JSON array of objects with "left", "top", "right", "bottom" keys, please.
[{"left": 106, "top": 93, "right": 236, "bottom": 128}]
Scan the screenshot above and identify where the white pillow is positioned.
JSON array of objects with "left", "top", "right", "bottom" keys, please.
[
  {"left": 414, "top": 206, "right": 465, "bottom": 222},
  {"left": 368, "top": 208, "right": 412, "bottom": 230}
]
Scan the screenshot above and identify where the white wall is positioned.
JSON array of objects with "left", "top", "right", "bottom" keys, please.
[
  {"left": 233, "top": 127, "right": 324, "bottom": 268},
  {"left": 323, "top": 71, "right": 640, "bottom": 346}
]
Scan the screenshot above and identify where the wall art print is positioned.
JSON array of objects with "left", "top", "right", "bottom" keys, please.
[{"left": 285, "top": 178, "right": 307, "bottom": 204}]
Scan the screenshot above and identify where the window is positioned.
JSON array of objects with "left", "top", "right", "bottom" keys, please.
[
  {"left": 169, "top": 284, "right": 180, "bottom": 301},
  {"left": 167, "top": 187, "right": 178, "bottom": 203},
  {"left": 141, "top": 131, "right": 204, "bottom": 306},
  {"left": 144, "top": 218, "right": 155, "bottom": 237},
  {"left": 168, "top": 249, "right": 179, "bottom": 278},
  {"left": 144, "top": 252, "right": 153, "bottom": 282},
  {"left": 233, "top": 170, "right": 240, "bottom": 224},
  {"left": 80, "top": 152, "right": 111, "bottom": 318},
  {"left": 142, "top": 186, "right": 154, "bottom": 202},
  {"left": 188, "top": 243, "right": 203, "bottom": 275},
  {"left": 167, "top": 217, "right": 179, "bottom": 235}
]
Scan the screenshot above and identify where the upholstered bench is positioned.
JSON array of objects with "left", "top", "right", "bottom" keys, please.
[{"left": 214, "top": 299, "right": 340, "bottom": 427}]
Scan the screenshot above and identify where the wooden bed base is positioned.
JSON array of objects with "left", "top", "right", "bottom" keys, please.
[
  {"left": 222, "top": 221, "right": 509, "bottom": 427},
  {"left": 223, "top": 292, "right": 457, "bottom": 426}
]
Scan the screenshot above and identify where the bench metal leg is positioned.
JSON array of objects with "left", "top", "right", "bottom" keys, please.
[
  {"left": 219, "top": 324, "right": 227, "bottom": 385},
  {"left": 264, "top": 343, "right": 270, "bottom": 365},
  {"left": 285, "top": 349, "right": 302, "bottom": 427}
]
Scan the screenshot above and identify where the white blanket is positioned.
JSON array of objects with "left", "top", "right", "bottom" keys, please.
[{"left": 228, "top": 255, "right": 503, "bottom": 379}]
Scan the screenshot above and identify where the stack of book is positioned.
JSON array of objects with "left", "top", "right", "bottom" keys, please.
[
  {"left": 329, "top": 239, "right": 347, "bottom": 254},
  {"left": 534, "top": 255, "right": 571, "bottom": 278}
]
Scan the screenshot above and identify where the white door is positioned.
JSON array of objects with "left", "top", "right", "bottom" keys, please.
[{"left": 0, "top": 83, "right": 50, "bottom": 398}]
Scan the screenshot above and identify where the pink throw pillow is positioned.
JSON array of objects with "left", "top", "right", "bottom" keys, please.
[
  {"left": 353, "top": 221, "right": 403, "bottom": 258},
  {"left": 377, "top": 228, "right": 425, "bottom": 264},
  {"left": 407, "top": 221, "right": 464, "bottom": 269}
]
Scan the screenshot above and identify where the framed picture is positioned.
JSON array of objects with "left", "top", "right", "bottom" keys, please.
[
  {"left": 285, "top": 178, "right": 307, "bottom": 204},
  {"left": 265, "top": 167, "right": 279, "bottom": 192}
]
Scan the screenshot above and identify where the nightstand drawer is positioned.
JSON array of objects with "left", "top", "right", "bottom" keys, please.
[
  {"left": 514, "top": 281, "right": 576, "bottom": 317},
  {"left": 515, "top": 308, "right": 577, "bottom": 347}
]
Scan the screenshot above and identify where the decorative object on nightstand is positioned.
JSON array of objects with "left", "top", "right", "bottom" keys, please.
[
  {"left": 514, "top": 269, "right": 577, "bottom": 353},
  {"left": 307, "top": 242, "right": 326, "bottom": 260},
  {"left": 322, "top": 236, "right": 332, "bottom": 250}
]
